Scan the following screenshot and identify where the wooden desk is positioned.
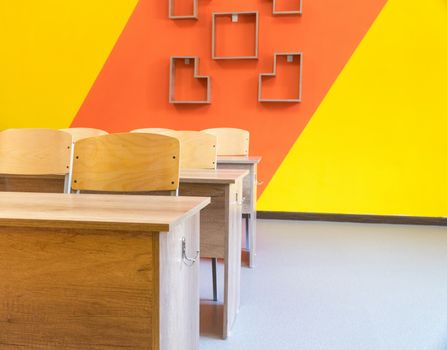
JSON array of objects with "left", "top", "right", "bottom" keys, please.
[
  {"left": 216, "top": 156, "right": 262, "bottom": 268},
  {"left": 0, "top": 192, "right": 210, "bottom": 350},
  {"left": 179, "top": 168, "right": 248, "bottom": 339}
]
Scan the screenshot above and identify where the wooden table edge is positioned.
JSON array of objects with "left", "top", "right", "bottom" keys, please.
[
  {"left": 0, "top": 197, "right": 211, "bottom": 233},
  {"left": 180, "top": 170, "right": 249, "bottom": 185},
  {"left": 216, "top": 156, "right": 262, "bottom": 164}
]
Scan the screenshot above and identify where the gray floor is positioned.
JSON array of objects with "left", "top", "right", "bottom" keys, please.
[{"left": 200, "top": 219, "right": 447, "bottom": 350}]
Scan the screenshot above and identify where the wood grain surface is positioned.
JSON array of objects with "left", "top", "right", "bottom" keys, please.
[
  {"left": 216, "top": 159, "right": 259, "bottom": 268},
  {"left": 0, "top": 128, "right": 72, "bottom": 175},
  {"left": 162, "top": 131, "right": 217, "bottom": 170},
  {"left": 202, "top": 128, "right": 249, "bottom": 156},
  {"left": 0, "top": 192, "right": 210, "bottom": 232},
  {"left": 216, "top": 155, "right": 262, "bottom": 164},
  {"left": 60, "top": 127, "right": 108, "bottom": 142},
  {"left": 0, "top": 175, "right": 66, "bottom": 193},
  {"left": 180, "top": 168, "right": 248, "bottom": 185},
  {"left": 179, "top": 177, "right": 243, "bottom": 339},
  {"left": 0, "top": 226, "right": 158, "bottom": 349},
  {"left": 179, "top": 183, "right": 227, "bottom": 259},
  {"left": 159, "top": 214, "right": 200, "bottom": 350},
  {"left": 71, "top": 133, "right": 180, "bottom": 192},
  {"left": 223, "top": 178, "right": 243, "bottom": 338}
]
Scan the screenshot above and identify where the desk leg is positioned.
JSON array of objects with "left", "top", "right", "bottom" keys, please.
[
  {"left": 247, "top": 164, "right": 257, "bottom": 268},
  {"left": 180, "top": 182, "right": 242, "bottom": 339},
  {"left": 217, "top": 163, "right": 257, "bottom": 269},
  {"left": 248, "top": 210, "right": 257, "bottom": 268},
  {"left": 223, "top": 180, "right": 242, "bottom": 339},
  {"left": 159, "top": 214, "right": 200, "bottom": 350}
]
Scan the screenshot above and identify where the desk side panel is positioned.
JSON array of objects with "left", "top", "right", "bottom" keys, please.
[
  {"left": 217, "top": 163, "right": 257, "bottom": 267},
  {"left": 159, "top": 214, "right": 200, "bottom": 350},
  {"left": 223, "top": 180, "right": 243, "bottom": 338},
  {"left": 216, "top": 163, "right": 256, "bottom": 214},
  {"left": 179, "top": 183, "right": 226, "bottom": 259},
  {"left": 0, "top": 226, "right": 156, "bottom": 349}
]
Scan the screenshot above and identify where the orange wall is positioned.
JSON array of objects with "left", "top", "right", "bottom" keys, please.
[{"left": 72, "top": 0, "right": 386, "bottom": 196}]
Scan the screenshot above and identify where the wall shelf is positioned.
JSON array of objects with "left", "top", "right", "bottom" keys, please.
[
  {"left": 212, "top": 12, "right": 259, "bottom": 60},
  {"left": 258, "top": 52, "right": 303, "bottom": 103},
  {"left": 169, "top": 0, "right": 198, "bottom": 20},
  {"left": 272, "top": 0, "right": 303, "bottom": 15},
  {"left": 169, "top": 56, "right": 211, "bottom": 104}
]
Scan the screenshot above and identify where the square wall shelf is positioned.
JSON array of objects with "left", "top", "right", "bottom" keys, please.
[
  {"left": 169, "top": 0, "right": 198, "bottom": 19},
  {"left": 169, "top": 56, "right": 211, "bottom": 104},
  {"left": 212, "top": 12, "right": 259, "bottom": 60},
  {"left": 273, "top": 0, "right": 303, "bottom": 15},
  {"left": 259, "top": 53, "right": 303, "bottom": 103}
]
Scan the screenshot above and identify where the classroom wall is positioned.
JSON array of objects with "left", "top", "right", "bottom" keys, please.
[{"left": 1, "top": 0, "right": 446, "bottom": 217}]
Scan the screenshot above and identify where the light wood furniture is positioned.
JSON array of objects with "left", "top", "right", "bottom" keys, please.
[
  {"left": 169, "top": 57, "right": 211, "bottom": 104},
  {"left": 202, "top": 128, "right": 249, "bottom": 156},
  {"left": 272, "top": 0, "right": 303, "bottom": 15},
  {"left": 0, "top": 128, "right": 72, "bottom": 193},
  {"left": 71, "top": 133, "right": 180, "bottom": 193},
  {"left": 161, "top": 130, "right": 217, "bottom": 170},
  {"left": 59, "top": 127, "right": 109, "bottom": 142},
  {"left": 216, "top": 156, "right": 262, "bottom": 268},
  {"left": 131, "top": 128, "right": 174, "bottom": 134},
  {"left": 169, "top": 0, "right": 198, "bottom": 19},
  {"left": 201, "top": 129, "right": 257, "bottom": 266},
  {"left": 60, "top": 128, "right": 109, "bottom": 189},
  {"left": 259, "top": 52, "right": 303, "bottom": 103},
  {"left": 212, "top": 12, "right": 259, "bottom": 60},
  {"left": 0, "top": 191, "right": 209, "bottom": 350},
  {"left": 179, "top": 168, "right": 247, "bottom": 339}
]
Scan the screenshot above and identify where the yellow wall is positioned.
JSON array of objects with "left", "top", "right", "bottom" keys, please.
[
  {"left": 0, "top": 1, "right": 137, "bottom": 129},
  {"left": 258, "top": 0, "right": 447, "bottom": 217}
]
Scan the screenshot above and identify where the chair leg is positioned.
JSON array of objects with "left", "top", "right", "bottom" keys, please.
[{"left": 212, "top": 258, "right": 218, "bottom": 302}]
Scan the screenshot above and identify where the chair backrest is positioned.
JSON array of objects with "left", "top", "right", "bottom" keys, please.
[
  {"left": 0, "top": 128, "right": 72, "bottom": 175},
  {"left": 71, "top": 133, "right": 180, "bottom": 192},
  {"left": 131, "top": 128, "right": 173, "bottom": 134},
  {"left": 162, "top": 130, "right": 217, "bottom": 169},
  {"left": 60, "top": 127, "right": 108, "bottom": 142},
  {"left": 202, "top": 128, "right": 249, "bottom": 156}
]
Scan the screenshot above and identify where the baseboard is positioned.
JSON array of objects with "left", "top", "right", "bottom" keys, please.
[{"left": 257, "top": 211, "right": 447, "bottom": 226}]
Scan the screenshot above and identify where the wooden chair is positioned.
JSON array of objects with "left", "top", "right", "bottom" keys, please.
[
  {"left": 0, "top": 128, "right": 72, "bottom": 193},
  {"left": 60, "top": 127, "right": 108, "bottom": 143},
  {"left": 71, "top": 133, "right": 180, "bottom": 194},
  {"left": 202, "top": 128, "right": 249, "bottom": 156},
  {"left": 133, "top": 129, "right": 219, "bottom": 300},
  {"left": 140, "top": 130, "right": 217, "bottom": 170},
  {"left": 131, "top": 128, "right": 173, "bottom": 134}
]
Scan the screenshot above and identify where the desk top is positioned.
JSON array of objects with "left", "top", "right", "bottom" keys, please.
[
  {"left": 180, "top": 168, "right": 248, "bottom": 184},
  {"left": 216, "top": 156, "right": 262, "bottom": 165},
  {"left": 0, "top": 192, "right": 210, "bottom": 232}
]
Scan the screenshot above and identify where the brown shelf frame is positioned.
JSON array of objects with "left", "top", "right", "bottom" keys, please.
[
  {"left": 272, "top": 0, "right": 303, "bottom": 15},
  {"left": 169, "top": 56, "right": 211, "bottom": 104},
  {"left": 168, "top": 0, "right": 198, "bottom": 20},
  {"left": 258, "top": 52, "right": 303, "bottom": 103},
  {"left": 212, "top": 11, "right": 259, "bottom": 60}
]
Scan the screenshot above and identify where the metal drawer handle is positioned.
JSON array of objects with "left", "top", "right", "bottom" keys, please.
[{"left": 182, "top": 237, "right": 200, "bottom": 266}]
